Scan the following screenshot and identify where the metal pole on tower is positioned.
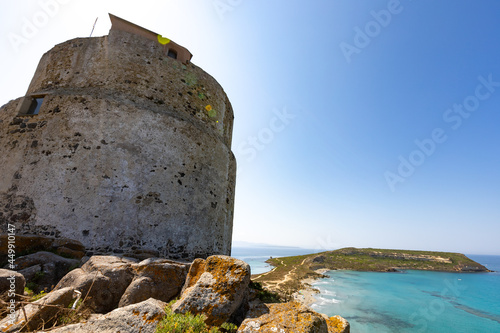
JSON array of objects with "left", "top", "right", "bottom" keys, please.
[{"left": 90, "top": 17, "right": 98, "bottom": 37}]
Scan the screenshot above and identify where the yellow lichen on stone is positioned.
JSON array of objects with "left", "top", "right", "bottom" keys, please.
[
  {"left": 325, "top": 315, "right": 350, "bottom": 333},
  {"left": 238, "top": 301, "right": 329, "bottom": 333},
  {"left": 183, "top": 258, "right": 207, "bottom": 291},
  {"left": 173, "top": 255, "right": 250, "bottom": 327}
]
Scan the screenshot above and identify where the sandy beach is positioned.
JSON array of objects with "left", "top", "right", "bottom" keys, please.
[
  {"left": 293, "top": 269, "right": 331, "bottom": 306},
  {"left": 292, "top": 287, "right": 319, "bottom": 306}
]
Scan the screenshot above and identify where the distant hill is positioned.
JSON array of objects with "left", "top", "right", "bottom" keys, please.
[
  {"left": 302, "top": 247, "right": 491, "bottom": 272},
  {"left": 253, "top": 247, "right": 491, "bottom": 297}
]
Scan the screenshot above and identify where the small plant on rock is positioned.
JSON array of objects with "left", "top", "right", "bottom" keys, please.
[
  {"left": 30, "top": 290, "right": 46, "bottom": 301},
  {"left": 155, "top": 304, "right": 237, "bottom": 333},
  {"left": 155, "top": 307, "right": 208, "bottom": 333},
  {"left": 220, "top": 322, "right": 238, "bottom": 332},
  {"left": 55, "top": 299, "right": 92, "bottom": 327}
]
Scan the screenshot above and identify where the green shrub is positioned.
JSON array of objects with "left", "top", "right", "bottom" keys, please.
[
  {"left": 156, "top": 307, "right": 211, "bottom": 333},
  {"left": 155, "top": 306, "right": 237, "bottom": 333},
  {"left": 220, "top": 322, "right": 238, "bottom": 332},
  {"left": 24, "top": 286, "right": 34, "bottom": 297},
  {"left": 30, "top": 290, "right": 46, "bottom": 301},
  {"left": 249, "top": 281, "right": 263, "bottom": 291},
  {"left": 249, "top": 281, "right": 281, "bottom": 303}
]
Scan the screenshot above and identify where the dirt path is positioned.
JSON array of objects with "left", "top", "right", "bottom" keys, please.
[{"left": 255, "top": 258, "right": 310, "bottom": 290}]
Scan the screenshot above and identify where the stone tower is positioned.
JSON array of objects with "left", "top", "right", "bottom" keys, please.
[{"left": 0, "top": 14, "right": 236, "bottom": 260}]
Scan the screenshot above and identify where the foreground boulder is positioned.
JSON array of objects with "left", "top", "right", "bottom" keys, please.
[
  {"left": 238, "top": 301, "right": 335, "bottom": 333},
  {"left": 180, "top": 258, "right": 206, "bottom": 294},
  {"left": 0, "top": 269, "right": 25, "bottom": 300},
  {"left": 54, "top": 256, "right": 137, "bottom": 313},
  {"left": 0, "top": 253, "right": 349, "bottom": 333},
  {"left": 0, "top": 287, "right": 75, "bottom": 332},
  {"left": 118, "top": 258, "right": 189, "bottom": 307},
  {"left": 324, "top": 315, "right": 350, "bottom": 333},
  {"left": 12, "top": 252, "right": 80, "bottom": 292},
  {"left": 172, "top": 255, "right": 251, "bottom": 326},
  {"left": 39, "top": 298, "right": 167, "bottom": 333},
  {"left": 0, "top": 235, "right": 85, "bottom": 265}
]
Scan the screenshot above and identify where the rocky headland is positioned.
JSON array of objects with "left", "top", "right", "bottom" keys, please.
[{"left": 252, "top": 247, "right": 490, "bottom": 304}]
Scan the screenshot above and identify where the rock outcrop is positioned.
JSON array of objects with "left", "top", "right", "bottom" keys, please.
[
  {"left": 324, "top": 315, "right": 350, "bottom": 333},
  {"left": 0, "top": 235, "right": 85, "bottom": 265},
  {"left": 12, "top": 252, "right": 80, "bottom": 293},
  {"left": 0, "top": 287, "right": 75, "bottom": 332},
  {"left": 238, "top": 301, "right": 331, "bottom": 333},
  {"left": 0, "top": 269, "right": 25, "bottom": 300},
  {"left": 54, "top": 256, "right": 137, "bottom": 313},
  {"left": 0, "top": 253, "right": 349, "bottom": 332},
  {"left": 172, "top": 255, "right": 251, "bottom": 326},
  {"left": 119, "top": 258, "right": 189, "bottom": 307},
  {"left": 38, "top": 298, "right": 166, "bottom": 333}
]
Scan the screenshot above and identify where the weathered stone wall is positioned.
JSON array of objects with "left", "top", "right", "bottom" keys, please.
[{"left": 0, "top": 30, "right": 236, "bottom": 260}]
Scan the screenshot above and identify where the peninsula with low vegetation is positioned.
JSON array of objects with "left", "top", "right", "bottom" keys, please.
[{"left": 253, "top": 247, "right": 491, "bottom": 301}]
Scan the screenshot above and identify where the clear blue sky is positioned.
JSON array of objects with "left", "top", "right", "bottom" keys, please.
[{"left": 1, "top": 0, "right": 499, "bottom": 255}]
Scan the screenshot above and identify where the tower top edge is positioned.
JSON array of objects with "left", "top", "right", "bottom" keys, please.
[{"left": 108, "top": 13, "right": 193, "bottom": 64}]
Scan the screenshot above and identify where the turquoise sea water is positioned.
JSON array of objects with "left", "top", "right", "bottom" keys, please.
[
  {"left": 310, "top": 255, "right": 500, "bottom": 333},
  {"left": 231, "top": 246, "right": 319, "bottom": 274},
  {"left": 232, "top": 248, "right": 500, "bottom": 332}
]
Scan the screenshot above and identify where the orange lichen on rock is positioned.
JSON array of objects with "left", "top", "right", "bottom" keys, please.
[
  {"left": 237, "top": 301, "right": 329, "bottom": 333},
  {"left": 324, "top": 315, "right": 350, "bottom": 333},
  {"left": 182, "top": 258, "right": 207, "bottom": 292},
  {"left": 172, "top": 255, "right": 251, "bottom": 326}
]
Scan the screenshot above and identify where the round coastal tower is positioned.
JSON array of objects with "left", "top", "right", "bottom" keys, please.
[{"left": 0, "top": 15, "right": 236, "bottom": 260}]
